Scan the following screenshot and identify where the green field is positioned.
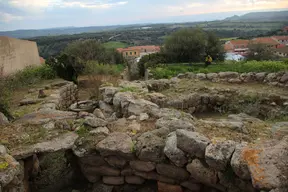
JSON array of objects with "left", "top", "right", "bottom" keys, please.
[{"left": 103, "top": 41, "right": 128, "bottom": 49}]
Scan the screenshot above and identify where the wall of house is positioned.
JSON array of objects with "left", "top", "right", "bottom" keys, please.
[
  {"left": 122, "top": 50, "right": 140, "bottom": 58},
  {"left": 0, "top": 36, "right": 41, "bottom": 76}
]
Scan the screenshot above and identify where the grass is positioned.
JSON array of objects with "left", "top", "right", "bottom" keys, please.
[
  {"left": 103, "top": 41, "right": 128, "bottom": 49},
  {"left": 0, "top": 65, "right": 57, "bottom": 118},
  {"left": 85, "top": 61, "right": 125, "bottom": 76},
  {"left": 150, "top": 61, "right": 288, "bottom": 79}
]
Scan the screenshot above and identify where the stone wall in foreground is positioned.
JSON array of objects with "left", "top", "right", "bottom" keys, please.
[{"left": 71, "top": 86, "right": 288, "bottom": 192}]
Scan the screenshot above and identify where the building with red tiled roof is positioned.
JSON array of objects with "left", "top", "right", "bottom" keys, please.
[
  {"left": 272, "top": 36, "right": 288, "bottom": 45},
  {"left": 117, "top": 45, "right": 161, "bottom": 58},
  {"left": 251, "top": 37, "right": 280, "bottom": 48},
  {"left": 273, "top": 46, "right": 288, "bottom": 57},
  {"left": 283, "top": 26, "right": 288, "bottom": 33},
  {"left": 224, "top": 40, "right": 250, "bottom": 55}
]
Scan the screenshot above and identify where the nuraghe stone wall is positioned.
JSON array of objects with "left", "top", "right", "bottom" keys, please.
[
  {"left": 1, "top": 80, "right": 287, "bottom": 192},
  {"left": 175, "top": 71, "right": 288, "bottom": 87}
]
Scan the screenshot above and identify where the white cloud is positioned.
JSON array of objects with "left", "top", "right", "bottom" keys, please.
[
  {"left": 8, "top": 0, "right": 128, "bottom": 11},
  {"left": 0, "top": 12, "right": 23, "bottom": 22},
  {"left": 60, "top": 1, "right": 128, "bottom": 9}
]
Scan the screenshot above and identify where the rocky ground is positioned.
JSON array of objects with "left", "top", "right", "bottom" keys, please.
[{"left": 0, "top": 74, "right": 287, "bottom": 192}]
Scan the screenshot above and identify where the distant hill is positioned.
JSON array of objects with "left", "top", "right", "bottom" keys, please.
[
  {"left": 224, "top": 11, "right": 288, "bottom": 22},
  {"left": 0, "top": 25, "right": 128, "bottom": 39}
]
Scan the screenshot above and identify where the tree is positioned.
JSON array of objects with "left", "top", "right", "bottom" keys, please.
[
  {"left": 63, "top": 39, "right": 107, "bottom": 63},
  {"left": 163, "top": 28, "right": 224, "bottom": 63},
  {"left": 246, "top": 43, "right": 276, "bottom": 61},
  {"left": 206, "top": 31, "right": 225, "bottom": 61}
]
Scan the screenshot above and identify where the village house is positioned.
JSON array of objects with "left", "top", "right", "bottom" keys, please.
[
  {"left": 251, "top": 37, "right": 281, "bottom": 48},
  {"left": 0, "top": 36, "right": 41, "bottom": 76},
  {"left": 273, "top": 46, "right": 288, "bottom": 57},
  {"left": 117, "top": 45, "right": 161, "bottom": 58},
  {"left": 272, "top": 36, "right": 288, "bottom": 45},
  {"left": 224, "top": 40, "right": 250, "bottom": 55},
  {"left": 283, "top": 26, "right": 288, "bottom": 33}
]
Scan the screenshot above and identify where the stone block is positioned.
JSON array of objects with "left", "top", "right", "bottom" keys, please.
[
  {"left": 103, "top": 176, "right": 124, "bottom": 185},
  {"left": 130, "top": 161, "right": 156, "bottom": 172},
  {"left": 156, "top": 164, "right": 189, "bottom": 181},
  {"left": 125, "top": 176, "right": 145, "bottom": 185}
]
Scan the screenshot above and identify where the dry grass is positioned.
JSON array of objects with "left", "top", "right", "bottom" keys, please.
[
  {"left": 78, "top": 75, "right": 120, "bottom": 100},
  {"left": 0, "top": 123, "right": 68, "bottom": 149},
  {"left": 194, "top": 120, "right": 272, "bottom": 143}
]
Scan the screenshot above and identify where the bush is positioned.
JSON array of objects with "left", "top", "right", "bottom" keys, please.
[
  {"left": 5, "top": 65, "right": 56, "bottom": 90},
  {"left": 84, "top": 61, "right": 124, "bottom": 76}
]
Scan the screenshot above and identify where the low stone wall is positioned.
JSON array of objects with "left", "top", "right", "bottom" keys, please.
[
  {"left": 38, "top": 81, "right": 78, "bottom": 111},
  {"left": 176, "top": 71, "right": 288, "bottom": 87}
]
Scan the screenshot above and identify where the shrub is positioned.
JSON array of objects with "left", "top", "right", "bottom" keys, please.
[{"left": 84, "top": 61, "right": 124, "bottom": 76}]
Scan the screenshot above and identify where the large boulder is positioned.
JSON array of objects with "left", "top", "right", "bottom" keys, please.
[
  {"left": 11, "top": 132, "right": 78, "bottom": 159},
  {"left": 135, "top": 132, "right": 165, "bottom": 163},
  {"left": 245, "top": 137, "right": 288, "bottom": 190},
  {"left": 145, "top": 79, "right": 171, "bottom": 92},
  {"left": 186, "top": 159, "right": 218, "bottom": 185},
  {"left": 113, "top": 92, "right": 134, "bottom": 109},
  {"left": 84, "top": 117, "right": 108, "bottom": 128},
  {"left": 96, "top": 132, "right": 134, "bottom": 159},
  {"left": 100, "top": 87, "right": 119, "bottom": 104},
  {"left": 126, "top": 99, "right": 159, "bottom": 117},
  {"left": 230, "top": 142, "right": 251, "bottom": 180},
  {"left": 99, "top": 101, "right": 114, "bottom": 118},
  {"left": 176, "top": 130, "right": 210, "bottom": 158},
  {"left": 164, "top": 132, "right": 187, "bottom": 167},
  {"left": 150, "top": 108, "right": 195, "bottom": 120},
  {"left": 156, "top": 117, "right": 195, "bottom": 132},
  {"left": 205, "top": 140, "right": 236, "bottom": 171}
]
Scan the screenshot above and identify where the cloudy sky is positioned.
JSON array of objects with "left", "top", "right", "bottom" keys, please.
[{"left": 0, "top": 0, "right": 288, "bottom": 31}]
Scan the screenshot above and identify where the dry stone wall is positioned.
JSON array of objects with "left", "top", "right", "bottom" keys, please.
[
  {"left": 71, "top": 86, "right": 288, "bottom": 192},
  {"left": 176, "top": 71, "right": 288, "bottom": 87},
  {"left": 38, "top": 81, "right": 78, "bottom": 111}
]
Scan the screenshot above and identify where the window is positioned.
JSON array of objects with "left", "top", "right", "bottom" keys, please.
[
  {"left": 126, "top": 52, "right": 128, "bottom": 56},
  {"left": 144, "top": 49, "right": 147, "bottom": 52},
  {"left": 134, "top": 52, "right": 137, "bottom": 55},
  {"left": 130, "top": 52, "right": 132, "bottom": 55}
]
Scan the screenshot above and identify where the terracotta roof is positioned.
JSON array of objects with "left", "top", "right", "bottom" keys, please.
[
  {"left": 273, "top": 46, "right": 288, "bottom": 54},
  {"left": 117, "top": 45, "right": 160, "bottom": 53},
  {"left": 272, "top": 36, "right": 288, "bottom": 41},
  {"left": 228, "top": 40, "right": 249, "bottom": 45},
  {"left": 283, "top": 26, "right": 288, "bottom": 30},
  {"left": 224, "top": 43, "right": 233, "bottom": 51},
  {"left": 252, "top": 37, "right": 279, "bottom": 45}
]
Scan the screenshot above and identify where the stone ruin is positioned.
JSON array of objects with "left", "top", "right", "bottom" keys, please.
[{"left": 0, "top": 77, "right": 287, "bottom": 192}]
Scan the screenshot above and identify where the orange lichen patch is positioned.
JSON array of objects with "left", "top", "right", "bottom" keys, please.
[{"left": 242, "top": 147, "right": 266, "bottom": 187}]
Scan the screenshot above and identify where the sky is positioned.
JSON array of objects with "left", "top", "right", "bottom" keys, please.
[{"left": 0, "top": 0, "right": 288, "bottom": 31}]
